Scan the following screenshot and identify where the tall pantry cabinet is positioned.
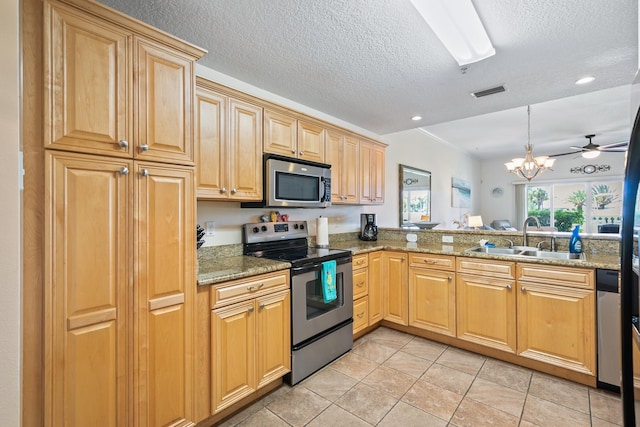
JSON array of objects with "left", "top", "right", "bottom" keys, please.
[{"left": 42, "top": 1, "right": 205, "bottom": 426}]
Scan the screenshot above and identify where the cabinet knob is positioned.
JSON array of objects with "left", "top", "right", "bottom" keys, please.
[
  {"left": 506, "top": 284, "right": 512, "bottom": 290},
  {"left": 448, "top": 276, "right": 452, "bottom": 281},
  {"left": 259, "top": 303, "right": 265, "bottom": 310},
  {"left": 521, "top": 286, "right": 526, "bottom": 292},
  {"left": 139, "top": 144, "right": 149, "bottom": 152},
  {"left": 118, "top": 139, "right": 128, "bottom": 149},
  {"left": 291, "top": 149, "right": 296, "bottom": 154},
  {"left": 401, "top": 257, "right": 405, "bottom": 261},
  {"left": 231, "top": 188, "right": 237, "bottom": 194},
  {"left": 140, "top": 169, "right": 149, "bottom": 177},
  {"left": 119, "top": 166, "right": 129, "bottom": 175},
  {"left": 221, "top": 188, "right": 227, "bottom": 194},
  {"left": 299, "top": 151, "right": 304, "bottom": 156},
  {"left": 248, "top": 306, "right": 254, "bottom": 313}
]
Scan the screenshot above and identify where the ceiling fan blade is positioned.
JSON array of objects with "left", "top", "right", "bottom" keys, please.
[
  {"left": 549, "top": 150, "right": 581, "bottom": 157},
  {"left": 599, "top": 141, "right": 628, "bottom": 149},
  {"left": 569, "top": 146, "right": 586, "bottom": 151},
  {"left": 600, "top": 148, "right": 628, "bottom": 152}
]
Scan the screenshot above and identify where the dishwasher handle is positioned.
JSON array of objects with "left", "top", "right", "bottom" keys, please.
[{"left": 596, "top": 269, "right": 619, "bottom": 293}]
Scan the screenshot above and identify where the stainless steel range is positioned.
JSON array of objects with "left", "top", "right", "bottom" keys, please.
[{"left": 243, "top": 221, "right": 353, "bottom": 385}]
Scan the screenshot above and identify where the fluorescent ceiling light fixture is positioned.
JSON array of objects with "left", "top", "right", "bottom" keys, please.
[
  {"left": 410, "top": 0, "right": 495, "bottom": 66},
  {"left": 411, "top": 115, "right": 423, "bottom": 121},
  {"left": 575, "top": 76, "right": 595, "bottom": 85}
]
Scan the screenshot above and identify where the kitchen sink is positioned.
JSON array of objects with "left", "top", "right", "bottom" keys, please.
[{"left": 465, "top": 246, "right": 585, "bottom": 261}]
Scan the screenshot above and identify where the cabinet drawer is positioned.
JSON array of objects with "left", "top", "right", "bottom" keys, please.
[
  {"left": 352, "top": 253, "right": 369, "bottom": 269},
  {"left": 410, "top": 253, "right": 455, "bottom": 271},
  {"left": 456, "top": 257, "right": 515, "bottom": 279},
  {"left": 353, "top": 296, "right": 369, "bottom": 334},
  {"left": 517, "top": 263, "right": 594, "bottom": 289},
  {"left": 353, "top": 268, "right": 368, "bottom": 300},
  {"left": 211, "top": 271, "right": 289, "bottom": 308}
]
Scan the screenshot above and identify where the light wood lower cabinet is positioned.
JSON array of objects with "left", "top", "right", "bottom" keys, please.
[
  {"left": 383, "top": 251, "right": 408, "bottom": 325},
  {"left": 456, "top": 257, "right": 517, "bottom": 353},
  {"left": 409, "top": 254, "right": 456, "bottom": 336},
  {"left": 516, "top": 263, "right": 595, "bottom": 375},
  {"left": 352, "top": 251, "right": 384, "bottom": 335},
  {"left": 368, "top": 252, "right": 384, "bottom": 324},
  {"left": 211, "top": 272, "right": 290, "bottom": 414}
]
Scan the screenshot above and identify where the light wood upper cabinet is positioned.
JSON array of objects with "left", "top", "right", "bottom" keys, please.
[
  {"left": 516, "top": 264, "right": 595, "bottom": 375},
  {"left": 45, "top": 2, "right": 202, "bottom": 165},
  {"left": 195, "top": 81, "right": 263, "bottom": 201},
  {"left": 359, "top": 140, "right": 385, "bottom": 204},
  {"left": 134, "top": 162, "right": 195, "bottom": 426},
  {"left": 264, "top": 109, "right": 326, "bottom": 163},
  {"left": 134, "top": 37, "right": 195, "bottom": 165},
  {"left": 326, "top": 130, "right": 359, "bottom": 204},
  {"left": 297, "top": 120, "right": 325, "bottom": 163},
  {"left": 44, "top": 2, "right": 132, "bottom": 157},
  {"left": 383, "top": 251, "right": 408, "bottom": 326},
  {"left": 45, "top": 151, "right": 133, "bottom": 427}
]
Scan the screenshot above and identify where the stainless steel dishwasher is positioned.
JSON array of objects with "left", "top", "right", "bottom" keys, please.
[{"left": 597, "top": 269, "right": 621, "bottom": 391}]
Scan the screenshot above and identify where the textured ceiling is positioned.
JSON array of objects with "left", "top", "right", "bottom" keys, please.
[{"left": 98, "top": 0, "right": 638, "bottom": 158}]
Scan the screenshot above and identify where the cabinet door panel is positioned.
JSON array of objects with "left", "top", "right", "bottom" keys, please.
[
  {"left": 409, "top": 269, "right": 456, "bottom": 336},
  {"left": 343, "top": 136, "right": 360, "bottom": 203},
  {"left": 456, "top": 274, "right": 516, "bottom": 353},
  {"left": 368, "top": 252, "right": 384, "bottom": 324},
  {"left": 212, "top": 301, "right": 256, "bottom": 412},
  {"left": 383, "top": 252, "right": 408, "bottom": 325},
  {"left": 195, "top": 88, "right": 226, "bottom": 199},
  {"left": 325, "top": 130, "right": 344, "bottom": 202},
  {"left": 135, "top": 37, "right": 194, "bottom": 164},
  {"left": 264, "top": 109, "right": 296, "bottom": 156},
  {"left": 371, "top": 144, "right": 385, "bottom": 203},
  {"left": 297, "top": 120, "right": 325, "bottom": 163},
  {"left": 359, "top": 141, "right": 372, "bottom": 204},
  {"left": 46, "top": 151, "right": 132, "bottom": 427},
  {"left": 135, "top": 163, "right": 195, "bottom": 425},
  {"left": 45, "top": 3, "right": 131, "bottom": 157},
  {"left": 517, "top": 283, "right": 595, "bottom": 375},
  {"left": 256, "top": 291, "right": 291, "bottom": 388},
  {"left": 229, "top": 99, "right": 263, "bottom": 200}
]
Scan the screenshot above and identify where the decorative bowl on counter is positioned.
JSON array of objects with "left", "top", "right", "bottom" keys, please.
[{"left": 409, "top": 221, "right": 440, "bottom": 229}]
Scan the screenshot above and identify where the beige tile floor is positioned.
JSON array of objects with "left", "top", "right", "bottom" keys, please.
[{"left": 217, "top": 327, "right": 632, "bottom": 426}]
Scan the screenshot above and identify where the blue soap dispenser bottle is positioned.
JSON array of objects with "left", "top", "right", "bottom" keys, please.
[{"left": 569, "top": 225, "right": 582, "bottom": 254}]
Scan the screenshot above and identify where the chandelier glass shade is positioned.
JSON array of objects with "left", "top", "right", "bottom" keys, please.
[{"left": 504, "top": 106, "right": 555, "bottom": 181}]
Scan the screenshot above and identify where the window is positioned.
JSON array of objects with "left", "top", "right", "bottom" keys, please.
[{"left": 526, "top": 179, "right": 622, "bottom": 233}]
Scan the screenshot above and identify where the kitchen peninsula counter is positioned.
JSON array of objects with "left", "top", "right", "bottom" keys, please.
[{"left": 330, "top": 239, "right": 621, "bottom": 270}]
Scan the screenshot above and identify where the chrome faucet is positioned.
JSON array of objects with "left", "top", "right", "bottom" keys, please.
[{"left": 523, "top": 216, "right": 540, "bottom": 247}]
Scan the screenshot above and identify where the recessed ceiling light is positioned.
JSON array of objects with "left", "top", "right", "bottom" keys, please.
[
  {"left": 576, "top": 76, "right": 595, "bottom": 85},
  {"left": 411, "top": 115, "right": 423, "bottom": 121}
]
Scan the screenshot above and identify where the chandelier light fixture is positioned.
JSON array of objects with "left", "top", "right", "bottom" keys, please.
[{"left": 504, "top": 106, "right": 555, "bottom": 181}]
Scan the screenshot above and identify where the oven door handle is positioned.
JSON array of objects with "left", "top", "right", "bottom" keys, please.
[{"left": 291, "top": 263, "right": 323, "bottom": 275}]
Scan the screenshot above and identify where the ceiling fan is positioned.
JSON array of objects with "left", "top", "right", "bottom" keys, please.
[{"left": 550, "top": 134, "right": 628, "bottom": 159}]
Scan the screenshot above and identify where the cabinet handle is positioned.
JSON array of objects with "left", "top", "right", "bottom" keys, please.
[
  {"left": 140, "top": 169, "right": 149, "bottom": 177},
  {"left": 521, "top": 286, "right": 526, "bottom": 292},
  {"left": 139, "top": 144, "right": 149, "bottom": 152},
  {"left": 506, "top": 284, "right": 512, "bottom": 290},
  {"left": 247, "top": 283, "right": 265, "bottom": 291},
  {"left": 119, "top": 167, "right": 129, "bottom": 175},
  {"left": 248, "top": 306, "right": 254, "bottom": 313},
  {"left": 231, "top": 188, "right": 237, "bottom": 194},
  {"left": 221, "top": 188, "right": 227, "bottom": 194},
  {"left": 424, "top": 259, "right": 437, "bottom": 264},
  {"left": 118, "top": 139, "right": 128, "bottom": 149},
  {"left": 356, "top": 281, "right": 365, "bottom": 287},
  {"left": 356, "top": 312, "right": 365, "bottom": 318}
]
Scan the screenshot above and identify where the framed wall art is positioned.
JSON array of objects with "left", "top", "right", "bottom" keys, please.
[{"left": 451, "top": 177, "right": 471, "bottom": 208}]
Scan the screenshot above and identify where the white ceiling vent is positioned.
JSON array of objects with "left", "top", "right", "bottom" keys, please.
[{"left": 471, "top": 85, "right": 507, "bottom": 98}]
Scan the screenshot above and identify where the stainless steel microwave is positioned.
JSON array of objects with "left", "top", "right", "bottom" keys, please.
[{"left": 241, "top": 154, "right": 331, "bottom": 208}]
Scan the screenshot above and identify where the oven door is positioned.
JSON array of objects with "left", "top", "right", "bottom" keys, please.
[{"left": 290, "top": 258, "right": 353, "bottom": 345}]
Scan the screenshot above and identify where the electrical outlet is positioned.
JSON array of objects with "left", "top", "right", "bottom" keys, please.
[
  {"left": 205, "top": 221, "right": 215, "bottom": 237},
  {"left": 442, "top": 235, "right": 453, "bottom": 243}
]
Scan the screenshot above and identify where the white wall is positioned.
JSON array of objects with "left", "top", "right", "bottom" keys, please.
[
  {"left": 0, "top": 0, "right": 21, "bottom": 424},
  {"left": 479, "top": 151, "right": 626, "bottom": 227}
]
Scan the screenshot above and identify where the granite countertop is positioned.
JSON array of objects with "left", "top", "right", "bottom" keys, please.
[
  {"left": 330, "top": 239, "right": 621, "bottom": 270},
  {"left": 197, "top": 239, "right": 621, "bottom": 286},
  {"left": 197, "top": 254, "right": 291, "bottom": 286}
]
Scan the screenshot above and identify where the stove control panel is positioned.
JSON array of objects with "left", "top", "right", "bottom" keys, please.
[{"left": 243, "top": 221, "right": 308, "bottom": 244}]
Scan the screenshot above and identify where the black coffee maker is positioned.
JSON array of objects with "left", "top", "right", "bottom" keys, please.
[{"left": 359, "top": 213, "right": 378, "bottom": 241}]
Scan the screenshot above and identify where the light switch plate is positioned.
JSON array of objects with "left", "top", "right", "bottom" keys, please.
[
  {"left": 442, "top": 235, "right": 453, "bottom": 243},
  {"left": 205, "top": 221, "right": 215, "bottom": 237}
]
